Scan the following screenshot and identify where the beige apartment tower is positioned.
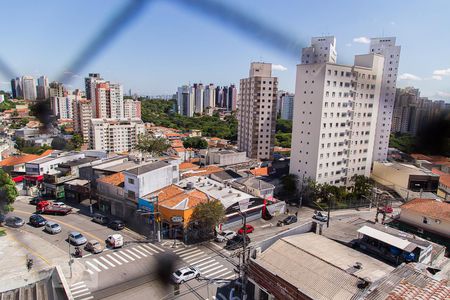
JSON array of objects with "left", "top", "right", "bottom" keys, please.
[{"left": 237, "top": 62, "right": 278, "bottom": 160}]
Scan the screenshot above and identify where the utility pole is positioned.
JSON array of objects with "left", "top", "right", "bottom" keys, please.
[
  {"left": 241, "top": 210, "right": 248, "bottom": 300},
  {"left": 68, "top": 233, "right": 72, "bottom": 278},
  {"left": 326, "top": 193, "right": 331, "bottom": 228}
]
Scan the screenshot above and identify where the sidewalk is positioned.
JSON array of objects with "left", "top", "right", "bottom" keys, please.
[{"left": 0, "top": 227, "right": 86, "bottom": 291}]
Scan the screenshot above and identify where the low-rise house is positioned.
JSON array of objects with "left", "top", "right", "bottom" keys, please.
[
  {"left": 399, "top": 198, "right": 450, "bottom": 239},
  {"left": 432, "top": 169, "right": 450, "bottom": 201},
  {"left": 199, "top": 148, "right": 247, "bottom": 166},
  {"left": 232, "top": 177, "right": 275, "bottom": 199},
  {"left": 0, "top": 150, "right": 53, "bottom": 176},
  {"left": 96, "top": 172, "right": 127, "bottom": 217},
  {"left": 209, "top": 169, "right": 243, "bottom": 183}
]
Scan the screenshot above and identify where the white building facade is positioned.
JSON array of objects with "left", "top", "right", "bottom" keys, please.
[
  {"left": 73, "top": 98, "right": 92, "bottom": 143},
  {"left": 89, "top": 118, "right": 145, "bottom": 153},
  {"left": 177, "top": 85, "right": 195, "bottom": 117},
  {"left": 369, "top": 37, "right": 401, "bottom": 162},
  {"left": 52, "top": 95, "right": 76, "bottom": 119},
  {"left": 290, "top": 38, "right": 384, "bottom": 186},
  {"left": 280, "top": 93, "right": 294, "bottom": 120},
  {"left": 22, "top": 76, "right": 36, "bottom": 101},
  {"left": 237, "top": 62, "right": 278, "bottom": 160}
]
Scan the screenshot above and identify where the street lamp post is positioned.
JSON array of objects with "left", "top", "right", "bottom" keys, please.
[
  {"left": 232, "top": 206, "right": 248, "bottom": 300},
  {"left": 68, "top": 233, "right": 73, "bottom": 278}
]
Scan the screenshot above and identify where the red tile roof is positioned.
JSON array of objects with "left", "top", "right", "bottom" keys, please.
[
  {"left": 179, "top": 162, "right": 199, "bottom": 171},
  {"left": 97, "top": 172, "right": 125, "bottom": 186},
  {"left": 249, "top": 167, "right": 269, "bottom": 177},
  {"left": 153, "top": 184, "right": 210, "bottom": 209},
  {"left": 0, "top": 150, "right": 53, "bottom": 167},
  {"left": 401, "top": 198, "right": 450, "bottom": 222},
  {"left": 386, "top": 278, "right": 450, "bottom": 300}
]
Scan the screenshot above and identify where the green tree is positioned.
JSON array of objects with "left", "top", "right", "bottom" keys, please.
[
  {"left": 276, "top": 119, "right": 293, "bottom": 133},
  {"left": 183, "top": 137, "right": 208, "bottom": 149},
  {"left": 135, "top": 134, "right": 170, "bottom": 156},
  {"left": 71, "top": 134, "right": 83, "bottom": 150},
  {"left": 0, "top": 169, "right": 18, "bottom": 213},
  {"left": 281, "top": 174, "right": 298, "bottom": 194},
  {"left": 188, "top": 200, "right": 225, "bottom": 242},
  {"left": 349, "top": 175, "right": 373, "bottom": 200},
  {"left": 51, "top": 137, "right": 69, "bottom": 150}
]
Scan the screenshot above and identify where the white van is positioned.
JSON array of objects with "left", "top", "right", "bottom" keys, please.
[{"left": 106, "top": 234, "right": 123, "bottom": 248}]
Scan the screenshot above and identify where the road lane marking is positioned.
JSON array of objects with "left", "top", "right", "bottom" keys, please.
[
  {"left": 173, "top": 247, "right": 196, "bottom": 254},
  {"left": 201, "top": 265, "right": 223, "bottom": 276},
  {"left": 107, "top": 254, "right": 122, "bottom": 265},
  {"left": 71, "top": 282, "right": 85, "bottom": 288},
  {"left": 72, "top": 288, "right": 89, "bottom": 295},
  {"left": 223, "top": 274, "right": 236, "bottom": 280},
  {"left": 190, "top": 257, "right": 211, "bottom": 265},
  {"left": 179, "top": 249, "right": 203, "bottom": 258},
  {"left": 73, "top": 292, "right": 91, "bottom": 298},
  {"left": 71, "top": 285, "right": 87, "bottom": 291},
  {"left": 100, "top": 256, "right": 115, "bottom": 268},
  {"left": 198, "top": 262, "right": 219, "bottom": 272},
  {"left": 194, "top": 259, "right": 215, "bottom": 268},
  {"left": 207, "top": 269, "right": 232, "bottom": 278},
  {"left": 113, "top": 252, "right": 129, "bottom": 263},
  {"left": 143, "top": 244, "right": 159, "bottom": 254},
  {"left": 137, "top": 245, "right": 152, "bottom": 255},
  {"left": 117, "top": 251, "right": 134, "bottom": 262},
  {"left": 130, "top": 247, "right": 147, "bottom": 257},
  {"left": 182, "top": 251, "right": 204, "bottom": 261},
  {"left": 6, "top": 232, "right": 51, "bottom": 266},
  {"left": 92, "top": 258, "right": 109, "bottom": 270},
  {"left": 85, "top": 261, "right": 101, "bottom": 272},
  {"left": 148, "top": 243, "right": 164, "bottom": 252},
  {"left": 78, "top": 297, "right": 94, "bottom": 300},
  {"left": 126, "top": 249, "right": 141, "bottom": 259},
  {"left": 86, "top": 269, "right": 94, "bottom": 275}
]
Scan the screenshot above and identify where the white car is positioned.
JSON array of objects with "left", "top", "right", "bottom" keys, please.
[
  {"left": 45, "top": 221, "right": 62, "bottom": 234},
  {"left": 52, "top": 202, "right": 67, "bottom": 207},
  {"left": 215, "top": 230, "right": 236, "bottom": 242},
  {"left": 172, "top": 266, "right": 201, "bottom": 284},
  {"left": 105, "top": 234, "right": 123, "bottom": 248}
]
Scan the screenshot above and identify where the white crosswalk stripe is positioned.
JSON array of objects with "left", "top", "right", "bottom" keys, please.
[
  {"left": 198, "top": 262, "right": 219, "bottom": 272},
  {"left": 85, "top": 261, "right": 101, "bottom": 272},
  {"left": 173, "top": 247, "right": 196, "bottom": 254},
  {"left": 78, "top": 297, "right": 94, "bottom": 300},
  {"left": 130, "top": 247, "right": 147, "bottom": 257},
  {"left": 194, "top": 259, "right": 215, "bottom": 268},
  {"left": 182, "top": 251, "right": 205, "bottom": 261},
  {"left": 86, "top": 269, "right": 94, "bottom": 275},
  {"left": 137, "top": 245, "right": 152, "bottom": 255},
  {"left": 100, "top": 256, "right": 115, "bottom": 268},
  {"left": 107, "top": 254, "right": 122, "bottom": 265},
  {"left": 190, "top": 256, "right": 211, "bottom": 265},
  {"left": 72, "top": 288, "right": 89, "bottom": 295},
  {"left": 206, "top": 269, "right": 232, "bottom": 278},
  {"left": 71, "top": 285, "right": 87, "bottom": 291},
  {"left": 126, "top": 249, "right": 141, "bottom": 259},
  {"left": 118, "top": 250, "right": 135, "bottom": 261},
  {"left": 179, "top": 249, "right": 203, "bottom": 258},
  {"left": 92, "top": 258, "right": 109, "bottom": 270},
  {"left": 69, "top": 281, "right": 93, "bottom": 300},
  {"left": 113, "top": 251, "right": 130, "bottom": 263},
  {"left": 73, "top": 292, "right": 91, "bottom": 299},
  {"left": 149, "top": 243, "right": 164, "bottom": 252},
  {"left": 223, "top": 274, "right": 236, "bottom": 280},
  {"left": 201, "top": 265, "right": 224, "bottom": 276},
  {"left": 71, "top": 282, "right": 85, "bottom": 288},
  {"left": 143, "top": 244, "right": 159, "bottom": 254}
]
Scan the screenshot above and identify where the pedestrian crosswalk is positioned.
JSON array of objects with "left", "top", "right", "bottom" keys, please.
[
  {"left": 173, "top": 247, "right": 236, "bottom": 280},
  {"left": 81, "top": 243, "right": 163, "bottom": 274},
  {"left": 69, "top": 281, "right": 93, "bottom": 300}
]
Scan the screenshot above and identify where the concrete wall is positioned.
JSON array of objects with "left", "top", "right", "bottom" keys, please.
[
  {"left": 256, "top": 222, "right": 315, "bottom": 252},
  {"left": 399, "top": 209, "right": 450, "bottom": 238}
]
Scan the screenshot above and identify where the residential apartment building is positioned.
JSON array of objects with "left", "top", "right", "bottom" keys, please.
[
  {"left": 204, "top": 84, "right": 216, "bottom": 108},
  {"left": 194, "top": 83, "right": 204, "bottom": 114},
  {"left": 94, "top": 82, "right": 124, "bottom": 119},
  {"left": 280, "top": 93, "right": 294, "bottom": 120},
  {"left": 51, "top": 95, "right": 76, "bottom": 119},
  {"left": 301, "top": 36, "right": 337, "bottom": 64},
  {"left": 290, "top": 37, "right": 384, "bottom": 186},
  {"left": 10, "top": 77, "right": 22, "bottom": 98},
  {"left": 370, "top": 38, "right": 401, "bottom": 161},
  {"left": 73, "top": 98, "right": 93, "bottom": 143},
  {"left": 84, "top": 73, "right": 103, "bottom": 100},
  {"left": 123, "top": 99, "right": 141, "bottom": 119},
  {"left": 49, "top": 81, "right": 66, "bottom": 98},
  {"left": 237, "top": 62, "right": 278, "bottom": 160},
  {"left": 22, "top": 76, "right": 37, "bottom": 101},
  {"left": 89, "top": 118, "right": 145, "bottom": 153},
  {"left": 177, "top": 85, "right": 195, "bottom": 117},
  {"left": 227, "top": 85, "right": 237, "bottom": 111}
]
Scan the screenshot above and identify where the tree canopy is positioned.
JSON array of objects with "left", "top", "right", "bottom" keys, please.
[
  {"left": 135, "top": 133, "right": 171, "bottom": 156},
  {"left": 188, "top": 200, "right": 225, "bottom": 243},
  {"left": 0, "top": 169, "right": 18, "bottom": 213},
  {"left": 183, "top": 137, "right": 208, "bottom": 149}
]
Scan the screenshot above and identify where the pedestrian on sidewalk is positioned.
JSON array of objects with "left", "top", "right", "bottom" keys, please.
[{"left": 295, "top": 211, "right": 298, "bottom": 217}]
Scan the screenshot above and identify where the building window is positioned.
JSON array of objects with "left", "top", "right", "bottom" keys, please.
[
  {"left": 128, "top": 178, "right": 134, "bottom": 184},
  {"left": 422, "top": 217, "right": 428, "bottom": 224}
]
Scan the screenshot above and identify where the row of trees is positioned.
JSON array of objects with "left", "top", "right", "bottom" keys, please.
[
  {"left": 0, "top": 169, "right": 18, "bottom": 213},
  {"left": 282, "top": 174, "right": 374, "bottom": 209}
]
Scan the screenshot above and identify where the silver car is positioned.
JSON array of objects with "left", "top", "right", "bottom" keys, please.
[
  {"left": 68, "top": 231, "right": 87, "bottom": 245},
  {"left": 5, "top": 216, "right": 25, "bottom": 228},
  {"left": 44, "top": 221, "right": 61, "bottom": 234}
]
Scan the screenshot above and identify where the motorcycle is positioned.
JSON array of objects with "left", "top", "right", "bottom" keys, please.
[
  {"left": 26, "top": 258, "right": 33, "bottom": 271},
  {"left": 74, "top": 246, "right": 83, "bottom": 258}
]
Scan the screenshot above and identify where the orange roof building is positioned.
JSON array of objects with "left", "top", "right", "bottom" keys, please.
[
  {"left": 97, "top": 172, "right": 125, "bottom": 187},
  {"left": 181, "top": 165, "right": 223, "bottom": 178},
  {"left": 249, "top": 167, "right": 269, "bottom": 177},
  {"left": 179, "top": 162, "right": 199, "bottom": 171},
  {"left": 0, "top": 150, "right": 53, "bottom": 173}
]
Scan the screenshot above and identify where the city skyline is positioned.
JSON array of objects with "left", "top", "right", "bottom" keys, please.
[{"left": 0, "top": 1, "right": 450, "bottom": 102}]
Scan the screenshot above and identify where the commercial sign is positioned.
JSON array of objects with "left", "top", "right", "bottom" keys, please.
[{"left": 171, "top": 216, "right": 183, "bottom": 223}]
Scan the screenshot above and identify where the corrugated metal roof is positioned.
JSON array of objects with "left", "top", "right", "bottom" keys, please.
[{"left": 357, "top": 226, "right": 411, "bottom": 250}]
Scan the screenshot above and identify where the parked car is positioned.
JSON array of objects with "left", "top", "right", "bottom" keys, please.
[
  {"left": 237, "top": 224, "right": 254, "bottom": 234},
  {"left": 5, "top": 216, "right": 25, "bottom": 228},
  {"left": 312, "top": 211, "right": 328, "bottom": 222},
  {"left": 69, "top": 231, "right": 87, "bottom": 245},
  {"left": 225, "top": 234, "right": 251, "bottom": 250},
  {"left": 92, "top": 213, "right": 109, "bottom": 225},
  {"left": 172, "top": 266, "right": 201, "bottom": 284},
  {"left": 85, "top": 240, "right": 103, "bottom": 254},
  {"left": 52, "top": 202, "right": 67, "bottom": 208},
  {"left": 29, "top": 214, "right": 47, "bottom": 227},
  {"left": 277, "top": 215, "right": 298, "bottom": 227},
  {"left": 108, "top": 220, "right": 125, "bottom": 231},
  {"left": 215, "top": 230, "right": 237, "bottom": 242},
  {"left": 105, "top": 234, "right": 123, "bottom": 248},
  {"left": 45, "top": 221, "right": 62, "bottom": 234}
]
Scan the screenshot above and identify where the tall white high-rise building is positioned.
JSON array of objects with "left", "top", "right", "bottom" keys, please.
[
  {"left": 73, "top": 98, "right": 92, "bottom": 143},
  {"left": 301, "top": 36, "right": 337, "bottom": 64},
  {"left": 37, "top": 76, "right": 49, "bottom": 100},
  {"left": 22, "top": 76, "right": 37, "bottom": 101},
  {"left": 194, "top": 83, "right": 205, "bottom": 114},
  {"left": 280, "top": 93, "right": 294, "bottom": 120},
  {"left": 290, "top": 38, "right": 384, "bottom": 186},
  {"left": 369, "top": 37, "right": 401, "bottom": 162},
  {"left": 94, "top": 82, "right": 124, "bottom": 119},
  {"left": 237, "top": 62, "right": 278, "bottom": 160},
  {"left": 124, "top": 99, "right": 141, "bottom": 119},
  {"left": 52, "top": 95, "right": 76, "bottom": 119},
  {"left": 177, "top": 85, "right": 195, "bottom": 117},
  {"left": 89, "top": 118, "right": 145, "bottom": 153},
  {"left": 204, "top": 84, "right": 216, "bottom": 109}
]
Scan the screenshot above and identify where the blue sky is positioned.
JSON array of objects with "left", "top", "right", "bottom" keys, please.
[{"left": 1, "top": 0, "right": 450, "bottom": 101}]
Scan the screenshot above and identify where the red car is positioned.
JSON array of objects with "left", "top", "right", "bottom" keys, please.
[{"left": 237, "top": 224, "right": 254, "bottom": 234}]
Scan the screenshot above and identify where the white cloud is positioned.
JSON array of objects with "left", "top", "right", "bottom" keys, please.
[
  {"left": 353, "top": 36, "right": 370, "bottom": 44},
  {"left": 345, "top": 43, "right": 352, "bottom": 47},
  {"left": 437, "top": 91, "right": 450, "bottom": 98},
  {"left": 390, "top": 21, "right": 396, "bottom": 25},
  {"left": 432, "top": 75, "right": 443, "bottom": 80},
  {"left": 398, "top": 73, "right": 422, "bottom": 81},
  {"left": 433, "top": 68, "right": 450, "bottom": 76},
  {"left": 272, "top": 64, "right": 287, "bottom": 71}
]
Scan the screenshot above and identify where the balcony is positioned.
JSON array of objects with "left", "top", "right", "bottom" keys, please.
[{"left": 44, "top": 172, "right": 78, "bottom": 184}]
